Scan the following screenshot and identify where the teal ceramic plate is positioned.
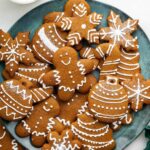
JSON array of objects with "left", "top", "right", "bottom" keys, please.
[{"left": 1, "top": 0, "right": 150, "bottom": 150}]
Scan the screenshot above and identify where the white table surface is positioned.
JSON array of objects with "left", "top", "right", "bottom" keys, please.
[{"left": 0, "top": 0, "right": 149, "bottom": 149}]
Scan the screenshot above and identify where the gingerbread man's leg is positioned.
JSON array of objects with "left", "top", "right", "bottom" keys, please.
[
  {"left": 31, "top": 134, "right": 46, "bottom": 147},
  {"left": 78, "top": 74, "right": 97, "bottom": 93}
]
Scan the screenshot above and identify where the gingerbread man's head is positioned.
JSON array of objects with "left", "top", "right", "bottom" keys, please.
[{"left": 53, "top": 47, "right": 78, "bottom": 68}]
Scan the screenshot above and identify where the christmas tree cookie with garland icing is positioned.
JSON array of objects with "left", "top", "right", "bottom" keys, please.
[{"left": 71, "top": 111, "right": 116, "bottom": 150}]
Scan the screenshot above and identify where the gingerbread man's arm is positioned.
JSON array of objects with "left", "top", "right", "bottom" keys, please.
[
  {"left": 77, "top": 59, "right": 95, "bottom": 74},
  {"left": 42, "top": 70, "right": 61, "bottom": 86}
]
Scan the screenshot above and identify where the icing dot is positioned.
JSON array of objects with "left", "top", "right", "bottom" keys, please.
[
  {"left": 50, "top": 105, "right": 53, "bottom": 108},
  {"left": 65, "top": 52, "right": 68, "bottom": 56},
  {"left": 106, "top": 93, "right": 110, "bottom": 95},
  {"left": 23, "top": 35, "right": 26, "bottom": 38},
  {"left": 101, "top": 106, "right": 104, "bottom": 109},
  {"left": 40, "top": 117, "right": 42, "bottom": 119},
  {"left": 102, "top": 91, "right": 105, "bottom": 94},
  {"left": 58, "top": 42, "right": 61, "bottom": 45},
  {"left": 115, "top": 93, "right": 118, "bottom": 96},
  {"left": 43, "top": 48, "right": 46, "bottom": 51},
  {"left": 133, "top": 85, "right": 136, "bottom": 87},
  {"left": 48, "top": 26, "right": 51, "bottom": 29},
  {"left": 46, "top": 52, "right": 50, "bottom": 55},
  {"left": 37, "top": 122, "right": 40, "bottom": 124},
  {"left": 35, "top": 126, "right": 38, "bottom": 128},
  {"left": 144, "top": 91, "right": 147, "bottom": 94},
  {"left": 60, "top": 54, "right": 63, "bottom": 58},
  {"left": 13, "top": 103, "right": 15, "bottom": 106},
  {"left": 81, "top": 24, "right": 87, "bottom": 29},
  {"left": 119, "top": 107, "right": 122, "bottom": 110},
  {"left": 20, "top": 40, "right": 22, "bottom": 42},
  {"left": 118, "top": 121, "right": 121, "bottom": 125},
  {"left": 72, "top": 81, "right": 75, "bottom": 83},
  {"left": 54, "top": 39, "right": 58, "bottom": 42},
  {"left": 115, "top": 107, "right": 118, "bottom": 110},
  {"left": 21, "top": 108, "right": 23, "bottom": 111},
  {"left": 120, "top": 92, "right": 123, "bottom": 94},
  {"left": 1, "top": 35, "right": 4, "bottom": 37},
  {"left": 49, "top": 30, "right": 53, "bottom": 33},
  {"left": 68, "top": 71, "right": 72, "bottom": 74},
  {"left": 3, "top": 39, "right": 6, "bottom": 42},
  {"left": 10, "top": 69, "right": 13, "bottom": 71},
  {"left": 110, "top": 107, "right": 113, "bottom": 110},
  {"left": 40, "top": 44, "right": 43, "bottom": 48},
  {"left": 52, "top": 35, "right": 55, "bottom": 38},
  {"left": 17, "top": 106, "right": 19, "bottom": 109},
  {"left": 141, "top": 85, "right": 144, "bottom": 87},
  {"left": 45, "top": 102, "right": 48, "bottom": 104},
  {"left": 36, "top": 41, "right": 40, "bottom": 44},
  {"left": 62, "top": 44, "right": 65, "bottom": 47},
  {"left": 106, "top": 107, "right": 109, "bottom": 109},
  {"left": 96, "top": 86, "right": 99, "bottom": 89},
  {"left": 111, "top": 93, "right": 114, "bottom": 96}
]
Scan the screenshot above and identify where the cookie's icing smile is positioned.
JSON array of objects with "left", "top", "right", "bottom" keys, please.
[{"left": 61, "top": 57, "right": 72, "bottom": 65}]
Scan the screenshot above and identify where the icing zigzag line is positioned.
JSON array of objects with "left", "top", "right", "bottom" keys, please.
[
  {"left": 47, "top": 118, "right": 55, "bottom": 131},
  {"left": 77, "top": 77, "right": 87, "bottom": 90},
  {"left": 53, "top": 70, "right": 61, "bottom": 84},
  {"left": 77, "top": 61, "right": 86, "bottom": 75},
  {"left": 12, "top": 139, "right": 18, "bottom": 150},
  {"left": 78, "top": 102, "right": 88, "bottom": 115},
  {"left": 56, "top": 117, "right": 71, "bottom": 126},
  {"left": 6, "top": 81, "right": 32, "bottom": 102}
]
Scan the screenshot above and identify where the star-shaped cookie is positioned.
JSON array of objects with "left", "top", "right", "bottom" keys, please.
[
  {"left": 0, "top": 30, "right": 36, "bottom": 77},
  {"left": 99, "top": 11, "right": 139, "bottom": 51},
  {"left": 56, "top": 12, "right": 102, "bottom": 46},
  {"left": 122, "top": 74, "right": 150, "bottom": 112}
]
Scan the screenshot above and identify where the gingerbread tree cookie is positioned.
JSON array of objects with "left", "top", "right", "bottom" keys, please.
[
  {"left": 16, "top": 97, "right": 60, "bottom": 147},
  {"left": 99, "top": 11, "right": 139, "bottom": 51},
  {"left": 94, "top": 43, "right": 121, "bottom": 80},
  {"left": 42, "top": 47, "right": 95, "bottom": 101},
  {"left": 0, "top": 125, "right": 23, "bottom": 150},
  {"left": 42, "top": 129, "right": 82, "bottom": 150},
  {"left": 56, "top": 12, "right": 102, "bottom": 46},
  {"left": 122, "top": 74, "right": 150, "bottom": 112},
  {"left": 88, "top": 76, "right": 129, "bottom": 123},
  {"left": 116, "top": 48, "right": 140, "bottom": 81},
  {"left": 71, "top": 111, "right": 116, "bottom": 150},
  {"left": 0, "top": 30, "right": 36, "bottom": 77}
]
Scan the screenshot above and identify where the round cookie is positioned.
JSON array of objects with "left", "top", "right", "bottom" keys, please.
[
  {"left": 99, "top": 10, "right": 139, "bottom": 51},
  {"left": 32, "top": 23, "right": 68, "bottom": 63},
  {"left": 71, "top": 111, "right": 116, "bottom": 150},
  {"left": 0, "top": 124, "right": 23, "bottom": 150},
  {"left": 16, "top": 97, "right": 60, "bottom": 147},
  {"left": 0, "top": 30, "right": 36, "bottom": 77},
  {"left": 88, "top": 76, "right": 129, "bottom": 123},
  {"left": 0, "top": 79, "right": 33, "bottom": 121},
  {"left": 122, "top": 74, "right": 150, "bottom": 112},
  {"left": 42, "top": 46, "right": 96, "bottom": 101},
  {"left": 42, "top": 129, "right": 82, "bottom": 150}
]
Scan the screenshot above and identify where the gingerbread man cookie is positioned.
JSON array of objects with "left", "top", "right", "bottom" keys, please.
[
  {"left": 0, "top": 124, "right": 23, "bottom": 150},
  {"left": 42, "top": 129, "right": 82, "bottom": 150},
  {"left": 88, "top": 76, "right": 129, "bottom": 123},
  {"left": 122, "top": 74, "right": 150, "bottom": 112},
  {"left": 117, "top": 48, "right": 140, "bottom": 81},
  {"left": 56, "top": 12, "right": 102, "bottom": 46},
  {"left": 32, "top": 23, "right": 68, "bottom": 63},
  {"left": 16, "top": 97, "right": 60, "bottom": 147},
  {"left": 0, "top": 79, "right": 33, "bottom": 121},
  {"left": 42, "top": 47, "right": 95, "bottom": 101},
  {"left": 71, "top": 111, "right": 116, "bottom": 150},
  {"left": 99, "top": 11, "right": 139, "bottom": 51},
  {"left": 0, "top": 30, "right": 36, "bottom": 77}
]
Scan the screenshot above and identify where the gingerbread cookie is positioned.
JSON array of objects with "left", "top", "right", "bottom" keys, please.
[
  {"left": 99, "top": 11, "right": 139, "bottom": 51},
  {"left": 94, "top": 43, "right": 120, "bottom": 80},
  {"left": 111, "top": 106, "right": 133, "bottom": 131},
  {"left": 80, "top": 47, "right": 99, "bottom": 69},
  {"left": 71, "top": 111, "right": 116, "bottom": 150},
  {"left": 0, "top": 124, "right": 23, "bottom": 150},
  {"left": 0, "top": 30, "right": 36, "bottom": 77},
  {"left": 56, "top": 12, "right": 102, "bottom": 45},
  {"left": 32, "top": 23, "right": 67, "bottom": 63},
  {"left": 88, "top": 76, "right": 129, "bottom": 123},
  {"left": 42, "top": 129, "right": 82, "bottom": 150},
  {"left": 122, "top": 74, "right": 150, "bottom": 112},
  {"left": 44, "top": 0, "right": 91, "bottom": 23},
  {"left": 42, "top": 47, "right": 95, "bottom": 101},
  {"left": 117, "top": 48, "right": 140, "bottom": 81},
  {"left": 0, "top": 79, "right": 33, "bottom": 121},
  {"left": 54, "top": 93, "right": 88, "bottom": 131},
  {"left": 16, "top": 97, "right": 60, "bottom": 147}
]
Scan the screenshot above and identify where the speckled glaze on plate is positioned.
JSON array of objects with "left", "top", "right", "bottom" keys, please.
[{"left": 1, "top": 0, "right": 150, "bottom": 150}]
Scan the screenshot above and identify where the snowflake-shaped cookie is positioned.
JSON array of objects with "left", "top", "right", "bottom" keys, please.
[
  {"left": 56, "top": 12, "right": 102, "bottom": 45},
  {"left": 122, "top": 74, "right": 150, "bottom": 112},
  {"left": 42, "top": 47, "right": 95, "bottom": 101},
  {"left": 99, "top": 11, "right": 139, "bottom": 51},
  {"left": 0, "top": 30, "right": 36, "bottom": 76},
  {"left": 42, "top": 129, "right": 81, "bottom": 150}
]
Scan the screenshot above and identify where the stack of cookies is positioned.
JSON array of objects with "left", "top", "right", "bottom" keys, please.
[{"left": 0, "top": 0, "right": 150, "bottom": 149}]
